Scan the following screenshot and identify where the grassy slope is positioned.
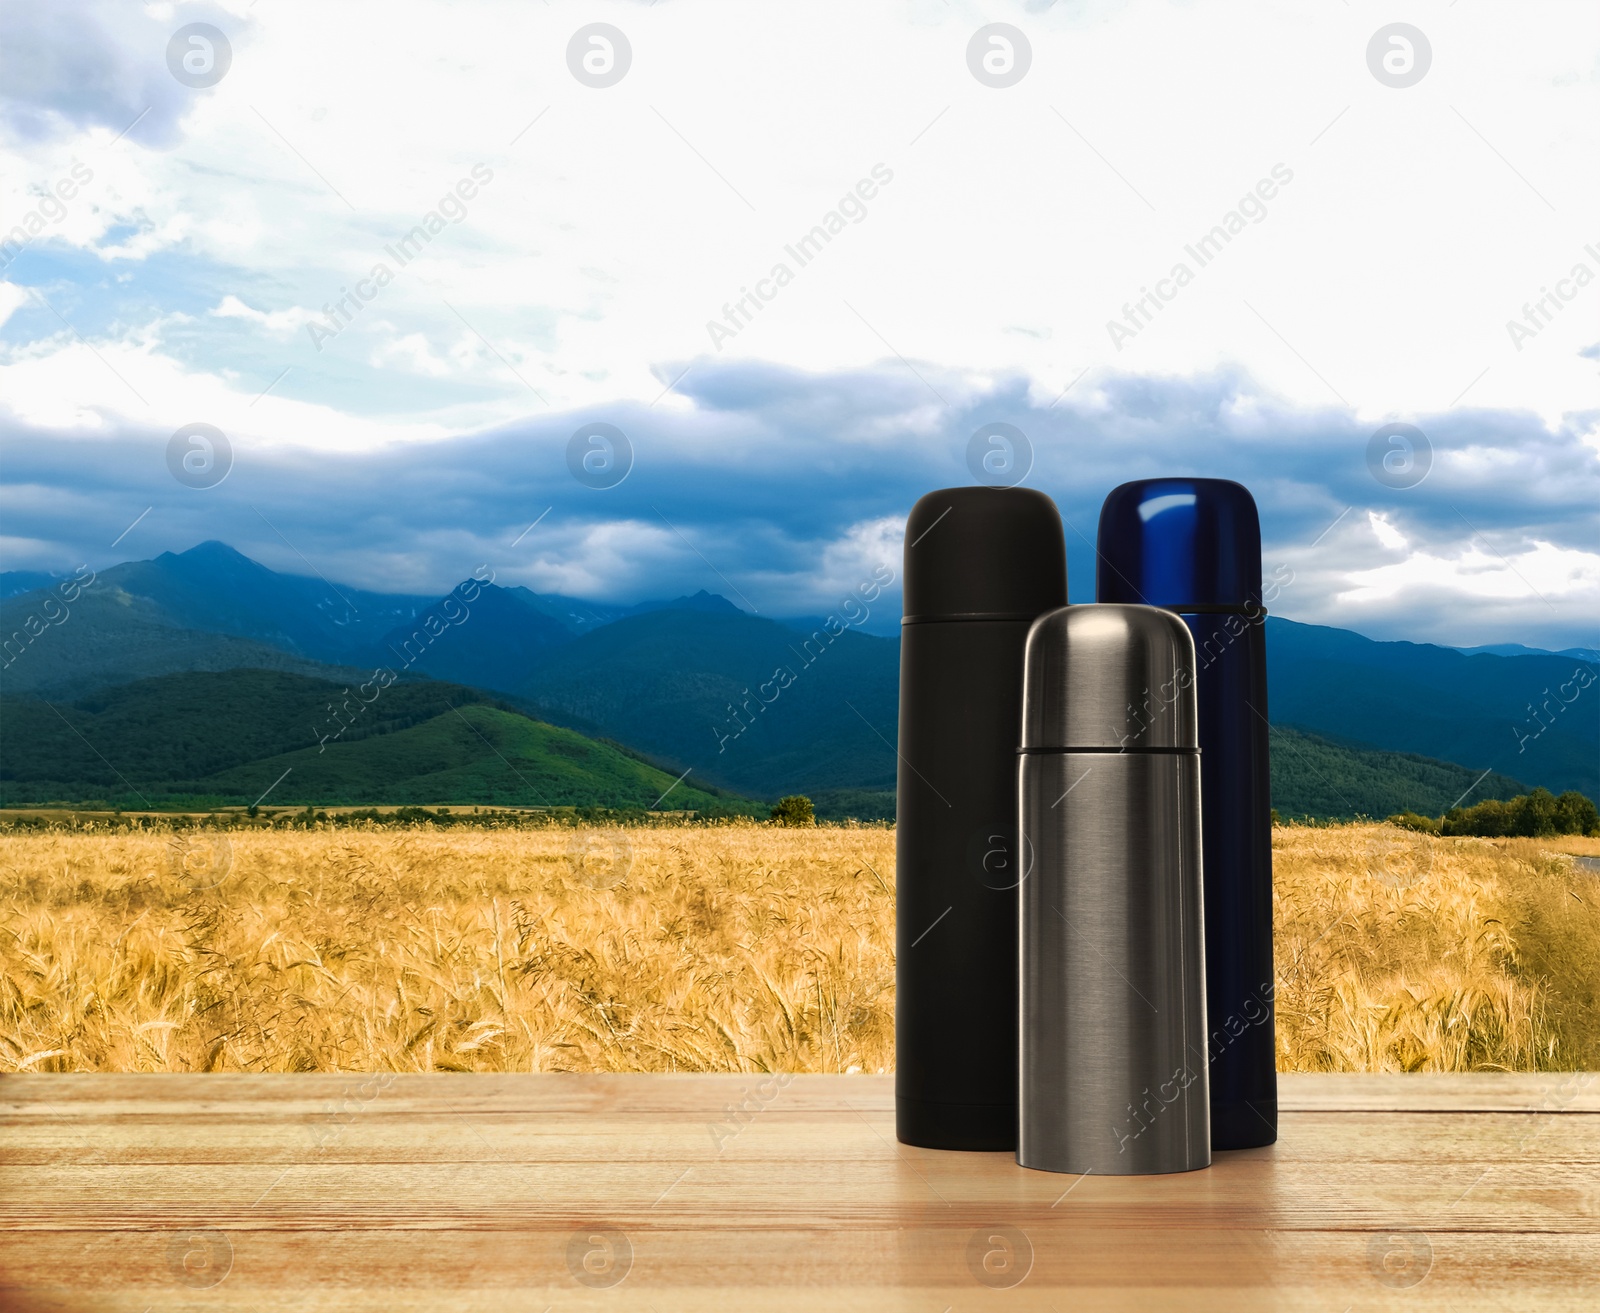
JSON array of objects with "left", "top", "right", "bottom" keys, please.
[
  {"left": 197, "top": 704, "right": 747, "bottom": 811},
  {"left": 1270, "top": 725, "right": 1527, "bottom": 820},
  {"left": 0, "top": 670, "right": 757, "bottom": 813}
]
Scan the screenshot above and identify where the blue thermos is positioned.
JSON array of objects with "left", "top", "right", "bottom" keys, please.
[{"left": 1095, "top": 479, "right": 1277, "bottom": 1149}]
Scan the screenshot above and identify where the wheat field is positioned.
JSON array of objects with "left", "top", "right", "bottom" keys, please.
[{"left": 2, "top": 821, "right": 1597, "bottom": 1074}]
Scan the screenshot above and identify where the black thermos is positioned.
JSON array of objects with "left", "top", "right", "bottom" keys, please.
[
  {"left": 1096, "top": 478, "right": 1278, "bottom": 1149},
  {"left": 896, "top": 487, "right": 1067, "bottom": 1149}
]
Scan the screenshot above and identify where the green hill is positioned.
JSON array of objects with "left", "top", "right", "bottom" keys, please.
[
  {"left": 1269, "top": 725, "right": 1527, "bottom": 821},
  {"left": 0, "top": 669, "right": 758, "bottom": 813}
]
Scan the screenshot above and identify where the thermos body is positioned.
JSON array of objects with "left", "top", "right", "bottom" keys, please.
[
  {"left": 1097, "top": 479, "right": 1278, "bottom": 1150},
  {"left": 1017, "top": 603, "right": 1211, "bottom": 1175},
  {"left": 897, "top": 617, "right": 1035, "bottom": 1149},
  {"left": 895, "top": 487, "right": 1067, "bottom": 1151},
  {"left": 1181, "top": 609, "right": 1276, "bottom": 1147},
  {"left": 1018, "top": 751, "right": 1209, "bottom": 1174}
]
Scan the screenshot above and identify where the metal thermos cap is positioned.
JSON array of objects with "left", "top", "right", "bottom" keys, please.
[
  {"left": 1021, "top": 604, "right": 1199, "bottom": 751},
  {"left": 1096, "top": 478, "right": 1262, "bottom": 608},
  {"left": 902, "top": 487, "right": 1067, "bottom": 623}
]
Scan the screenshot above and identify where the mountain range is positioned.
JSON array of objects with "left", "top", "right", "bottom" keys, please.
[{"left": 2, "top": 542, "right": 1594, "bottom": 816}]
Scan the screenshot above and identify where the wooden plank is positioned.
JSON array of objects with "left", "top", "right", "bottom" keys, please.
[
  {"left": 6, "top": 1112, "right": 1599, "bottom": 1170},
  {"left": 2, "top": 1229, "right": 1597, "bottom": 1312},
  {"left": 7, "top": 1070, "right": 1598, "bottom": 1114},
  {"left": 3, "top": 1154, "right": 1596, "bottom": 1230},
  {"left": 0, "top": 1071, "right": 897, "bottom": 1116},
  {"left": 1274, "top": 1071, "right": 1600, "bottom": 1113},
  {"left": 1, "top": 1073, "right": 1597, "bottom": 1311}
]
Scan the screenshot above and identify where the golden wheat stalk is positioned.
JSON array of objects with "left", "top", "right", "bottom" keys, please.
[{"left": 1, "top": 822, "right": 1593, "bottom": 1073}]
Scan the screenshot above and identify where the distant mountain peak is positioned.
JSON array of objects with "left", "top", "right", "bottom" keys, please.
[
  {"left": 165, "top": 540, "right": 262, "bottom": 565},
  {"left": 633, "top": 589, "right": 741, "bottom": 615},
  {"left": 147, "top": 541, "right": 279, "bottom": 584}
]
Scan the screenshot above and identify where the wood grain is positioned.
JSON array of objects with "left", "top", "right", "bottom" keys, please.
[{"left": 2, "top": 1073, "right": 1597, "bottom": 1311}]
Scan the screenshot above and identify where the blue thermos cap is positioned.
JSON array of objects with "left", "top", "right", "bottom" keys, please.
[{"left": 1095, "top": 478, "right": 1263, "bottom": 609}]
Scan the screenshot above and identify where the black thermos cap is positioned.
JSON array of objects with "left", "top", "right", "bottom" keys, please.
[{"left": 902, "top": 487, "right": 1067, "bottom": 624}]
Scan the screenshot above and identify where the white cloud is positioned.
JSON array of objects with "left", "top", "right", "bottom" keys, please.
[
  {"left": 209, "top": 294, "right": 319, "bottom": 337},
  {"left": 0, "top": 315, "right": 448, "bottom": 447},
  {"left": 1273, "top": 511, "right": 1600, "bottom": 649},
  {"left": 369, "top": 331, "right": 455, "bottom": 377},
  {"left": 1337, "top": 536, "right": 1600, "bottom": 610},
  {"left": 513, "top": 519, "right": 679, "bottom": 601},
  {"left": 803, "top": 516, "right": 907, "bottom": 611},
  {"left": 2, "top": 0, "right": 1595, "bottom": 428},
  {"left": 1368, "top": 511, "right": 1407, "bottom": 552},
  {"left": 0, "top": 281, "right": 28, "bottom": 327}
]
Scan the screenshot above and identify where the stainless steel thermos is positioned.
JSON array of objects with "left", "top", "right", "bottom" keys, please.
[
  {"left": 896, "top": 487, "right": 1067, "bottom": 1150},
  {"left": 1017, "top": 604, "right": 1210, "bottom": 1174},
  {"left": 1096, "top": 480, "right": 1278, "bottom": 1149}
]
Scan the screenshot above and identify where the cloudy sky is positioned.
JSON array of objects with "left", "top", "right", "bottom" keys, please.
[{"left": 1, "top": 0, "right": 1597, "bottom": 649}]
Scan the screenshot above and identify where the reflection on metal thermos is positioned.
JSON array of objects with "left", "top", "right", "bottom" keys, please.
[
  {"left": 896, "top": 487, "right": 1067, "bottom": 1150},
  {"left": 1018, "top": 604, "right": 1210, "bottom": 1175},
  {"left": 1096, "top": 479, "right": 1277, "bottom": 1149}
]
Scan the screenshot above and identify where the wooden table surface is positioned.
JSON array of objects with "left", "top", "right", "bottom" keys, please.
[{"left": 2, "top": 1072, "right": 1596, "bottom": 1311}]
